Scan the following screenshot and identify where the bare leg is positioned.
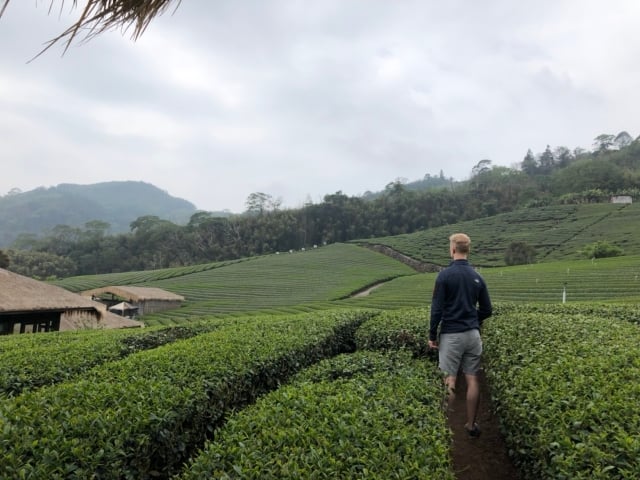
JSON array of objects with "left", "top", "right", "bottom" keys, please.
[
  {"left": 444, "top": 375, "right": 457, "bottom": 411},
  {"left": 464, "top": 373, "right": 480, "bottom": 428}
]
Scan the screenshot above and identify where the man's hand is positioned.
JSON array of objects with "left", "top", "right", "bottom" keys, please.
[{"left": 428, "top": 339, "right": 439, "bottom": 350}]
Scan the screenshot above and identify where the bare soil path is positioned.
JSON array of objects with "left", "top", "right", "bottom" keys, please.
[{"left": 446, "top": 370, "right": 521, "bottom": 480}]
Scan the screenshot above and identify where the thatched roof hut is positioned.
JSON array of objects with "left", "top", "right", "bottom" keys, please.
[
  {"left": 82, "top": 286, "right": 184, "bottom": 316},
  {"left": 0, "top": 268, "right": 143, "bottom": 334}
]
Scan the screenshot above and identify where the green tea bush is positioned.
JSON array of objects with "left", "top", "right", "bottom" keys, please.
[
  {"left": 0, "top": 323, "right": 222, "bottom": 396},
  {"left": 484, "top": 311, "right": 640, "bottom": 479},
  {"left": 493, "top": 302, "right": 640, "bottom": 326},
  {"left": 355, "top": 307, "right": 433, "bottom": 359},
  {"left": 0, "top": 310, "right": 375, "bottom": 479},
  {"left": 177, "top": 350, "right": 453, "bottom": 480}
]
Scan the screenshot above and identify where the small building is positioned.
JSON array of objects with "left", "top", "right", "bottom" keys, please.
[
  {"left": 0, "top": 268, "right": 142, "bottom": 335},
  {"left": 82, "top": 286, "right": 184, "bottom": 316},
  {"left": 109, "top": 301, "right": 139, "bottom": 318},
  {"left": 611, "top": 195, "right": 633, "bottom": 204}
]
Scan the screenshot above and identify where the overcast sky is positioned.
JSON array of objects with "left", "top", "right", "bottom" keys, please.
[{"left": 1, "top": 1, "right": 639, "bottom": 213}]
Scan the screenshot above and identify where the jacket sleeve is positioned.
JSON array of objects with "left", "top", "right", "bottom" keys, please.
[{"left": 477, "top": 282, "right": 492, "bottom": 325}]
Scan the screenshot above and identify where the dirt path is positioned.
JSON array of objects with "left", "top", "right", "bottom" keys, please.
[
  {"left": 446, "top": 370, "right": 521, "bottom": 480},
  {"left": 351, "top": 283, "right": 384, "bottom": 297}
]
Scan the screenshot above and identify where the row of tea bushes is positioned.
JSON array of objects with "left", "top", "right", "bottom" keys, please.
[
  {"left": 354, "top": 307, "right": 430, "bottom": 357},
  {"left": 493, "top": 302, "right": 640, "bottom": 326},
  {"left": 177, "top": 350, "right": 453, "bottom": 480},
  {"left": 0, "top": 310, "right": 375, "bottom": 479},
  {"left": 0, "top": 322, "right": 223, "bottom": 396},
  {"left": 483, "top": 311, "right": 640, "bottom": 479},
  {"left": 54, "top": 258, "right": 249, "bottom": 293}
]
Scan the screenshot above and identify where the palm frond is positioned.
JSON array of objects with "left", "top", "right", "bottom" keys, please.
[{"left": 1, "top": 0, "right": 182, "bottom": 57}]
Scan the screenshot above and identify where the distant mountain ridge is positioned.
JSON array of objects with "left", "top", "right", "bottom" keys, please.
[{"left": 0, "top": 181, "right": 198, "bottom": 247}]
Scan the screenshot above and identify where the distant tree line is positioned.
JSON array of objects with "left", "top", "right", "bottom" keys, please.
[{"left": 3, "top": 132, "right": 640, "bottom": 279}]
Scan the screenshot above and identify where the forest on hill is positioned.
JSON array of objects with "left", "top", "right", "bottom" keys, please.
[
  {"left": 0, "top": 181, "right": 199, "bottom": 246},
  {"left": 1, "top": 132, "right": 639, "bottom": 279}
]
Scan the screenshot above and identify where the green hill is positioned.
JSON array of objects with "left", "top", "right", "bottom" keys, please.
[
  {"left": 53, "top": 242, "right": 640, "bottom": 327},
  {"left": 352, "top": 202, "right": 640, "bottom": 267},
  {"left": 54, "top": 244, "right": 415, "bottom": 324},
  {"left": 0, "top": 181, "right": 198, "bottom": 246}
]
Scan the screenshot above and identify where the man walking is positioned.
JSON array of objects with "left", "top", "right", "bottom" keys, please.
[{"left": 428, "top": 233, "right": 492, "bottom": 437}]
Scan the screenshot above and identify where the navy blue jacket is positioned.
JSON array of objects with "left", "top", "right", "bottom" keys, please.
[{"left": 429, "top": 259, "right": 492, "bottom": 341}]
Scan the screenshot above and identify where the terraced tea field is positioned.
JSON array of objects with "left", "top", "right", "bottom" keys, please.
[
  {"left": 55, "top": 244, "right": 415, "bottom": 325},
  {"left": 354, "top": 202, "right": 640, "bottom": 266},
  {"left": 53, "top": 243, "right": 640, "bottom": 327},
  {"left": 8, "top": 221, "right": 640, "bottom": 478}
]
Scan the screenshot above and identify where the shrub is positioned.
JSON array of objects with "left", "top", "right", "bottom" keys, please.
[
  {"left": 580, "top": 240, "right": 623, "bottom": 259},
  {"left": 0, "top": 310, "right": 373, "bottom": 479},
  {"left": 504, "top": 241, "right": 537, "bottom": 265},
  {"left": 484, "top": 310, "right": 640, "bottom": 479},
  {"left": 178, "top": 351, "right": 453, "bottom": 480}
]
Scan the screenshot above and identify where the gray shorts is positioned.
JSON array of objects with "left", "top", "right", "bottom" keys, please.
[{"left": 438, "top": 329, "right": 482, "bottom": 376}]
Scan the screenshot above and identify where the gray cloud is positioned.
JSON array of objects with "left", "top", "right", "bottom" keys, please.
[{"left": 2, "top": 0, "right": 639, "bottom": 212}]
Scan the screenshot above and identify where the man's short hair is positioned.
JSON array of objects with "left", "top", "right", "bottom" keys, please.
[{"left": 449, "top": 233, "right": 471, "bottom": 254}]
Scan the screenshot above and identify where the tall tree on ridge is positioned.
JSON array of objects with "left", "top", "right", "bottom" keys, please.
[
  {"left": 521, "top": 149, "right": 537, "bottom": 175},
  {"left": 0, "top": 249, "right": 9, "bottom": 269}
]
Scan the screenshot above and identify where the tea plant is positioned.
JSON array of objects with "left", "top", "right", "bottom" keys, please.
[
  {"left": 0, "top": 309, "right": 374, "bottom": 479},
  {"left": 483, "top": 310, "right": 640, "bottom": 479},
  {"left": 177, "top": 350, "right": 453, "bottom": 480},
  {"left": 0, "top": 322, "right": 224, "bottom": 396}
]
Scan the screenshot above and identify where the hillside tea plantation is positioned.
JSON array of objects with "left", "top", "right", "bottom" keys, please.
[
  {"left": 1, "top": 305, "right": 639, "bottom": 478},
  {"left": 52, "top": 244, "right": 640, "bottom": 327},
  {"left": 0, "top": 310, "right": 375, "bottom": 478},
  {"left": 9, "top": 218, "right": 639, "bottom": 479},
  {"left": 354, "top": 203, "right": 640, "bottom": 266},
  {"left": 54, "top": 244, "right": 416, "bottom": 325}
]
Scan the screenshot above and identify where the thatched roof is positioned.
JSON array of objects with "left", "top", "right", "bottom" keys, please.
[
  {"left": 0, "top": 268, "right": 143, "bottom": 329},
  {"left": 0, "top": 0, "right": 181, "bottom": 56},
  {"left": 109, "top": 301, "right": 138, "bottom": 312},
  {"left": 0, "top": 268, "right": 98, "bottom": 312},
  {"left": 60, "top": 309, "right": 143, "bottom": 330},
  {"left": 82, "top": 286, "right": 184, "bottom": 302}
]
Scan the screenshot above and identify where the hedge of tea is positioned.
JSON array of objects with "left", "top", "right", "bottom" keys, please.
[
  {"left": 0, "top": 309, "right": 375, "bottom": 479},
  {"left": 354, "top": 306, "right": 432, "bottom": 358},
  {"left": 493, "top": 302, "right": 640, "bottom": 326},
  {"left": 177, "top": 350, "right": 453, "bottom": 480},
  {"left": 483, "top": 308, "right": 640, "bottom": 479},
  {"left": 0, "top": 322, "right": 223, "bottom": 396}
]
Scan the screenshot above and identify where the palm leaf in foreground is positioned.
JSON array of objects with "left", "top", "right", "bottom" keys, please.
[{"left": 0, "top": 0, "right": 181, "bottom": 56}]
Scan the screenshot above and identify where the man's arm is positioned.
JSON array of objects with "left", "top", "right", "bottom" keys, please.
[
  {"left": 429, "top": 279, "right": 444, "bottom": 341},
  {"left": 477, "top": 283, "right": 492, "bottom": 324}
]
